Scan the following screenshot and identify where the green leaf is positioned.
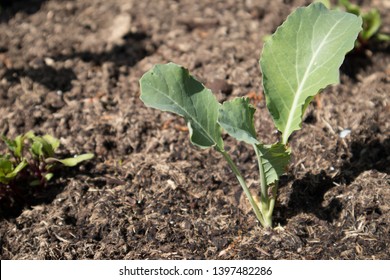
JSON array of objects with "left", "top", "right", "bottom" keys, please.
[
  {"left": 217, "top": 97, "right": 290, "bottom": 186},
  {"left": 45, "top": 153, "right": 94, "bottom": 167},
  {"left": 0, "top": 158, "right": 27, "bottom": 183},
  {"left": 5, "top": 159, "right": 27, "bottom": 179},
  {"left": 45, "top": 173, "right": 54, "bottom": 181},
  {"left": 43, "top": 134, "right": 60, "bottom": 152},
  {"left": 361, "top": 9, "right": 381, "bottom": 41},
  {"left": 24, "top": 131, "right": 36, "bottom": 139},
  {"left": 0, "top": 156, "right": 13, "bottom": 175},
  {"left": 376, "top": 33, "right": 390, "bottom": 42},
  {"left": 30, "top": 136, "right": 56, "bottom": 158},
  {"left": 339, "top": 0, "right": 360, "bottom": 16},
  {"left": 1, "top": 135, "right": 24, "bottom": 159},
  {"left": 31, "top": 140, "right": 44, "bottom": 158},
  {"left": 218, "top": 97, "right": 259, "bottom": 145},
  {"left": 260, "top": 3, "right": 362, "bottom": 144},
  {"left": 255, "top": 143, "right": 290, "bottom": 185},
  {"left": 140, "top": 63, "right": 223, "bottom": 150},
  {"left": 1, "top": 135, "right": 16, "bottom": 153},
  {"left": 13, "top": 135, "right": 24, "bottom": 158}
]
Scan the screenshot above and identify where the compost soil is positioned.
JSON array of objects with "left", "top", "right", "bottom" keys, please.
[{"left": 0, "top": 0, "right": 389, "bottom": 259}]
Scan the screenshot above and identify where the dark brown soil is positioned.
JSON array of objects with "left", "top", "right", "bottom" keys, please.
[{"left": 0, "top": 0, "right": 389, "bottom": 259}]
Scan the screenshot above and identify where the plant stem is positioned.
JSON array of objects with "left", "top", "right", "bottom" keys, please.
[
  {"left": 267, "top": 181, "right": 278, "bottom": 223},
  {"left": 254, "top": 145, "right": 273, "bottom": 228},
  {"left": 219, "top": 149, "right": 266, "bottom": 227}
]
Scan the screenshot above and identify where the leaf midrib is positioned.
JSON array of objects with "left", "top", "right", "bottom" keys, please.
[
  {"left": 145, "top": 77, "right": 218, "bottom": 148},
  {"left": 282, "top": 15, "right": 345, "bottom": 144}
]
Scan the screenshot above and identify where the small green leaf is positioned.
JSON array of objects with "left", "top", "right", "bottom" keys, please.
[
  {"left": 376, "top": 33, "right": 390, "bottom": 42},
  {"left": 30, "top": 136, "right": 56, "bottom": 158},
  {"left": 45, "top": 173, "right": 54, "bottom": 181},
  {"left": 5, "top": 159, "right": 28, "bottom": 179},
  {"left": 46, "top": 153, "right": 94, "bottom": 167},
  {"left": 24, "top": 131, "right": 36, "bottom": 139},
  {"left": 1, "top": 135, "right": 16, "bottom": 152},
  {"left": 260, "top": 3, "right": 362, "bottom": 144},
  {"left": 140, "top": 63, "right": 223, "bottom": 150},
  {"left": 13, "top": 135, "right": 24, "bottom": 158},
  {"left": 31, "top": 140, "right": 44, "bottom": 158},
  {"left": 0, "top": 156, "right": 13, "bottom": 175},
  {"left": 43, "top": 134, "right": 60, "bottom": 152},
  {"left": 339, "top": 0, "right": 360, "bottom": 16},
  {"left": 1, "top": 135, "right": 24, "bottom": 159},
  {"left": 218, "top": 97, "right": 259, "bottom": 145},
  {"left": 361, "top": 9, "right": 381, "bottom": 41},
  {"left": 255, "top": 143, "right": 290, "bottom": 185},
  {"left": 0, "top": 158, "right": 27, "bottom": 183}
]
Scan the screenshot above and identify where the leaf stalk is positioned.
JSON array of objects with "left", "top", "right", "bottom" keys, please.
[{"left": 219, "top": 149, "right": 268, "bottom": 227}]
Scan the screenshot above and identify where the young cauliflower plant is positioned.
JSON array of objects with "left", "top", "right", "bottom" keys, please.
[{"left": 139, "top": 3, "right": 362, "bottom": 228}]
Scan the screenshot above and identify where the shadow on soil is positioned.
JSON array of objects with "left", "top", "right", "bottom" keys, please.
[
  {"left": 0, "top": 160, "right": 96, "bottom": 220},
  {"left": 0, "top": 0, "right": 47, "bottom": 22},
  {"left": 341, "top": 41, "right": 390, "bottom": 80},
  {"left": 275, "top": 137, "right": 390, "bottom": 225},
  {"left": 4, "top": 66, "right": 77, "bottom": 92},
  {"left": 54, "top": 31, "right": 154, "bottom": 69},
  {"left": 2, "top": 31, "right": 153, "bottom": 92}
]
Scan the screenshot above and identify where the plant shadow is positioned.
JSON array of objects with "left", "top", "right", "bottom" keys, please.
[
  {"left": 4, "top": 66, "right": 77, "bottom": 92},
  {"left": 54, "top": 31, "right": 154, "bottom": 69},
  {"left": 1, "top": 31, "right": 153, "bottom": 92},
  {"left": 274, "top": 136, "right": 390, "bottom": 225},
  {"left": 340, "top": 39, "right": 390, "bottom": 80},
  {"left": 0, "top": 0, "right": 47, "bottom": 23},
  {"left": 0, "top": 159, "right": 96, "bottom": 220}
]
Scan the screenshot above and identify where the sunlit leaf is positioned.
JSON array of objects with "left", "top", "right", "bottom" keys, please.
[
  {"left": 0, "top": 158, "right": 27, "bottom": 183},
  {"left": 43, "top": 134, "right": 60, "bottom": 152},
  {"left": 255, "top": 143, "right": 290, "bottom": 185},
  {"left": 30, "top": 136, "right": 56, "bottom": 158},
  {"left": 140, "top": 63, "right": 223, "bottom": 150},
  {"left": 0, "top": 156, "right": 13, "bottom": 175},
  {"left": 46, "top": 153, "right": 94, "bottom": 167},
  {"left": 218, "top": 97, "right": 259, "bottom": 145},
  {"left": 260, "top": 3, "right": 362, "bottom": 144},
  {"left": 45, "top": 173, "right": 54, "bottom": 181}
]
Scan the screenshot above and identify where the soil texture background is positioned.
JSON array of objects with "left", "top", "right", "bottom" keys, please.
[{"left": 0, "top": 0, "right": 389, "bottom": 259}]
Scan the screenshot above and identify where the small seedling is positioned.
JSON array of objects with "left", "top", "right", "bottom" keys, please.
[
  {"left": 0, "top": 131, "right": 94, "bottom": 208},
  {"left": 316, "top": 0, "right": 390, "bottom": 46},
  {"left": 139, "top": 3, "right": 361, "bottom": 228}
]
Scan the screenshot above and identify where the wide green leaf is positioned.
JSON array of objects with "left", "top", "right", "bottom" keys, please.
[
  {"left": 218, "top": 97, "right": 259, "bottom": 145},
  {"left": 260, "top": 3, "right": 362, "bottom": 144},
  {"left": 46, "top": 153, "right": 94, "bottom": 167},
  {"left": 255, "top": 143, "right": 290, "bottom": 185},
  {"left": 140, "top": 63, "right": 223, "bottom": 150}
]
